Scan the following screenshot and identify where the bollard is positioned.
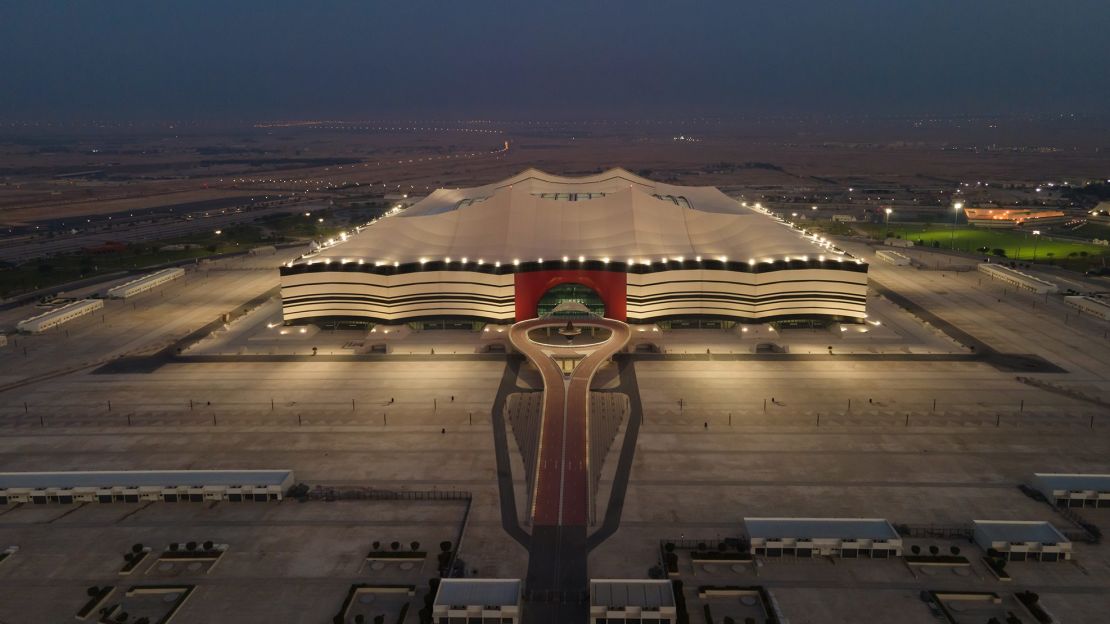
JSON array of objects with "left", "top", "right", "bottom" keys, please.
[
  {"left": 271, "top": 398, "right": 274, "bottom": 411},
  {"left": 763, "top": 398, "right": 767, "bottom": 413},
  {"left": 352, "top": 399, "right": 355, "bottom": 412}
]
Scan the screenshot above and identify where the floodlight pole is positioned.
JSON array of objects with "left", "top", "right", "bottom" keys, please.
[{"left": 950, "top": 202, "right": 963, "bottom": 250}]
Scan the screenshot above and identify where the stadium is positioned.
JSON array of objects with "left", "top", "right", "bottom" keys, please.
[{"left": 279, "top": 168, "right": 868, "bottom": 326}]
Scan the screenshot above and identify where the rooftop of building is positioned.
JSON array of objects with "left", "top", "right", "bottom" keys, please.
[
  {"left": 973, "top": 520, "right": 1069, "bottom": 544},
  {"left": 433, "top": 579, "right": 521, "bottom": 607},
  {"left": 1033, "top": 473, "right": 1110, "bottom": 491},
  {"left": 590, "top": 579, "right": 675, "bottom": 608},
  {"left": 743, "top": 517, "right": 900, "bottom": 541}
]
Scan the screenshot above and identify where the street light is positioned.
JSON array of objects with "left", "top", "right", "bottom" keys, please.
[
  {"left": 1032, "top": 230, "right": 1041, "bottom": 262},
  {"left": 950, "top": 202, "right": 964, "bottom": 250},
  {"left": 884, "top": 207, "right": 893, "bottom": 228}
]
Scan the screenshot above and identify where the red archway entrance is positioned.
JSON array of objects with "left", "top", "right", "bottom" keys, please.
[{"left": 514, "top": 270, "right": 627, "bottom": 322}]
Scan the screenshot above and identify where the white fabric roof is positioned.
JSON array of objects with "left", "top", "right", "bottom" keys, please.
[{"left": 303, "top": 168, "right": 830, "bottom": 265}]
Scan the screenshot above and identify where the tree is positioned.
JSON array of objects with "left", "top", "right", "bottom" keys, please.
[
  {"left": 203, "top": 541, "right": 214, "bottom": 551},
  {"left": 354, "top": 615, "right": 365, "bottom": 624},
  {"left": 169, "top": 543, "right": 179, "bottom": 552},
  {"left": 374, "top": 616, "right": 385, "bottom": 624},
  {"left": 950, "top": 546, "right": 960, "bottom": 556},
  {"left": 724, "top": 617, "right": 736, "bottom": 624},
  {"left": 410, "top": 541, "right": 420, "bottom": 552},
  {"left": 928, "top": 545, "right": 939, "bottom": 556},
  {"left": 131, "top": 543, "right": 144, "bottom": 554},
  {"left": 910, "top": 545, "right": 921, "bottom": 555},
  {"left": 439, "top": 541, "right": 453, "bottom": 553},
  {"left": 664, "top": 542, "right": 675, "bottom": 553},
  {"left": 186, "top": 541, "right": 197, "bottom": 551},
  {"left": 372, "top": 541, "right": 381, "bottom": 551},
  {"left": 991, "top": 248, "right": 1007, "bottom": 257},
  {"left": 390, "top": 541, "right": 401, "bottom": 551}
]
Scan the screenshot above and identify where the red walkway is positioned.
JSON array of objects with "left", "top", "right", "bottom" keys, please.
[{"left": 508, "top": 318, "right": 630, "bottom": 527}]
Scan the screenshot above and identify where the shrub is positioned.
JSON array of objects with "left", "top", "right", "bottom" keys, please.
[
  {"left": 169, "top": 543, "right": 179, "bottom": 552},
  {"left": 992, "top": 248, "right": 1007, "bottom": 257},
  {"left": 131, "top": 543, "right": 143, "bottom": 554},
  {"left": 186, "top": 541, "right": 197, "bottom": 551},
  {"left": 203, "top": 541, "right": 214, "bottom": 551}
]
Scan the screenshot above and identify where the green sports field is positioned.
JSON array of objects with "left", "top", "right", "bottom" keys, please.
[{"left": 857, "top": 223, "right": 1109, "bottom": 263}]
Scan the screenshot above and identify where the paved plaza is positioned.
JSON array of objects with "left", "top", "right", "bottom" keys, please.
[{"left": 0, "top": 244, "right": 1108, "bottom": 622}]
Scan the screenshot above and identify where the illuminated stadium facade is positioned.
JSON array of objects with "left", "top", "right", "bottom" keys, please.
[{"left": 279, "top": 168, "right": 868, "bottom": 325}]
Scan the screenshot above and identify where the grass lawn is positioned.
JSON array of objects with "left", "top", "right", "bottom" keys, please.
[
  {"left": 0, "top": 225, "right": 273, "bottom": 298},
  {"left": 856, "top": 223, "right": 1109, "bottom": 264}
]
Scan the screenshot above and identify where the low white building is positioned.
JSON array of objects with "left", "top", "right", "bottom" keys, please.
[
  {"left": 590, "top": 580, "right": 676, "bottom": 624},
  {"left": 884, "top": 238, "right": 914, "bottom": 248},
  {"left": 106, "top": 267, "right": 185, "bottom": 299},
  {"left": 432, "top": 579, "right": 521, "bottom": 624},
  {"left": 876, "top": 249, "right": 912, "bottom": 265},
  {"left": 1032, "top": 473, "right": 1110, "bottom": 509},
  {"left": 0, "top": 470, "right": 293, "bottom": 505},
  {"left": 1065, "top": 296, "right": 1110, "bottom": 321},
  {"left": 977, "top": 264, "right": 1058, "bottom": 294},
  {"left": 973, "top": 520, "right": 1071, "bottom": 562},
  {"left": 745, "top": 517, "right": 903, "bottom": 558},
  {"left": 16, "top": 299, "right": 104, "bottom": 333}
]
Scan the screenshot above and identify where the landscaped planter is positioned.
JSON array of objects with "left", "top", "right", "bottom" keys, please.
[
  {"left": 904, "top": 555, "right": 970, "bottom": 566},
  {"left": 981, "top": 556, "right": 1011, "bottom": 581},
  {"left": 76, "top": 586, "right": 114, "bottom": 620},
  {"left": 690, "top": 551, "right": 753, "bottom": 564},
  {"left": 366, "top": 551, "right": 427, "bottom": 561}
]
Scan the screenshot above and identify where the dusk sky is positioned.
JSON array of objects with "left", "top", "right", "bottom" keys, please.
[{"left": 2, "top": 1, "right": 1109, "bottom": 121}]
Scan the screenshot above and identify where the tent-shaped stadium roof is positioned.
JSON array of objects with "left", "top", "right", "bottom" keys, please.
[{"left": 300, "top": 168, "right": 835, "bottom": 266}]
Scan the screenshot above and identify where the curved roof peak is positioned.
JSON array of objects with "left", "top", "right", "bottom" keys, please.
[{"left": 493, "top": 167, "right": 656, "bottom": 189}]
